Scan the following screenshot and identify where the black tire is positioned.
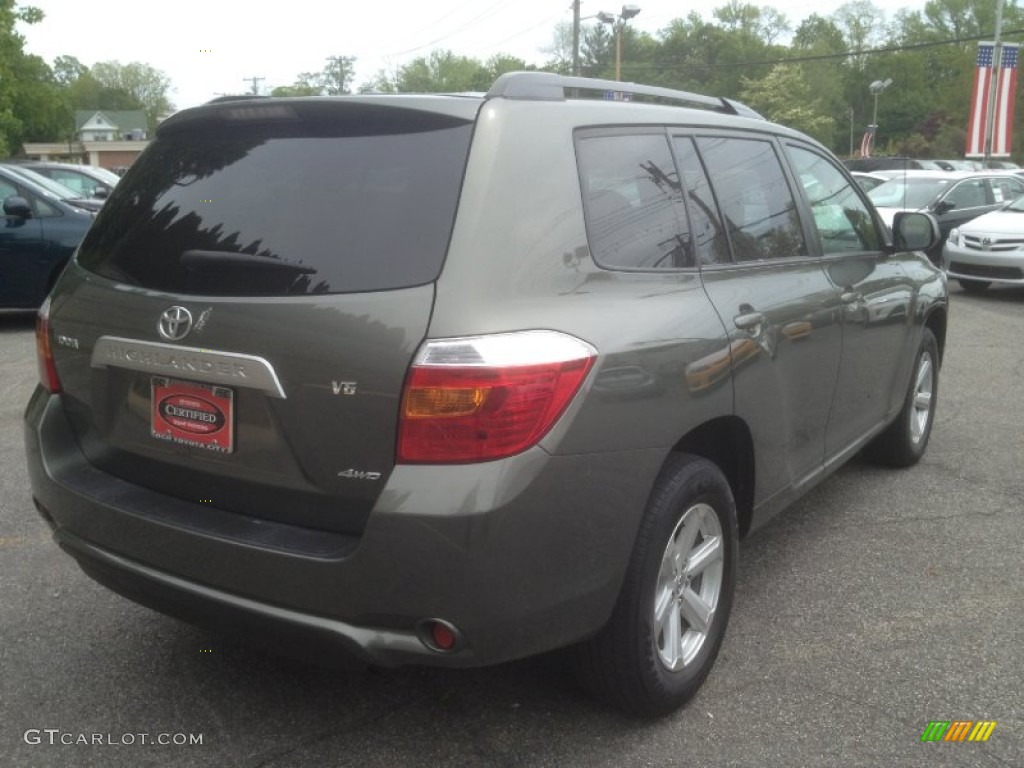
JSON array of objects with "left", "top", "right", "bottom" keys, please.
[
  {"left": 864, "top": 328, "right": 939, "bottom": 467},
  {"left": 958, "top": 278, "right": 991, "bottom": 294},
  {"left": 571, "top": 454, "right": 738, "bottom": 716}
]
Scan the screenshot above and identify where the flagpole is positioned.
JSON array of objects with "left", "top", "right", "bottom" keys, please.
[{"left": 983, "top": 0, "right": 1006, "bottom": 167}]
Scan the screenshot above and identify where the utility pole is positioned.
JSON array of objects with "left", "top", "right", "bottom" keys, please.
[
  {"left": 849, "top": 106, "right": 854, "bottom": 158},
  {"left": 242, "top": 76, "right": 264, "bottom": 96},
  {"left": 571, "top": 1, "right": 581, "bottom": 76},
  {"left": 983, "top": 0, "right": 1006, "bottom": 167}
]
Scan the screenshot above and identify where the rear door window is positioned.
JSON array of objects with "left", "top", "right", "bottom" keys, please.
[
  {"left": 77, "top": 107, "right": 474, "bottom": 296},
  {"left": 943, "top": 179, "right": 988, "bottom": 210},
  {"left": 696, "top": 136, "right": 808, "bottom": 262},
  {"left": 576, "top": 132, "right": 693, "bottom": 270},
  {"left": 672, "top": 136, "right": 729, "bottom": 265}
]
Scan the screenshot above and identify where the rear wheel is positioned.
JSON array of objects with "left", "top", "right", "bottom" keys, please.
[
  {"left": 572, "top": 454, "right": 738, "bottom": 716},
  {"left": 864, "top": 328, "right": 939, "bottom": 467},
  {"left": 958, "top": 278, "right": 991, "bottom": 294}
]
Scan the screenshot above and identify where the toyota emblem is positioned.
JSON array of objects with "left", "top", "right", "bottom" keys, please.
[{"left": 158, "top": 306, "right": 193, "bottom": 341}]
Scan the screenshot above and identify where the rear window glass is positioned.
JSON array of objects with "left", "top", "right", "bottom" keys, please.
[{"left": 77, "top": 114, "right": 473, "bottom": 296}]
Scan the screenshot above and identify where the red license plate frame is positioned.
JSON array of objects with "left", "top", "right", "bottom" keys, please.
[{"left": 151, "top": 376, "right": 234, "bottom": 453}]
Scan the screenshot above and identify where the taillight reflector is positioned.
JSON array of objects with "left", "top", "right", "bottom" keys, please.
[
  {"left": 35, "top": 297, "right": 61, "bottom": 394},
  {"left": 398, "top": 331, "right": 596, "bottom": 464}
]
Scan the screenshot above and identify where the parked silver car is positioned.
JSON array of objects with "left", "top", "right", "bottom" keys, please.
[
  {"left": 943, "top": 194, "right": 1024, "bottom": 291},
  {"left": 24, "top": 73, "right": 947, "bottom": 716},
  {"left": 22, "top": 161, "right": 120, "bottom": 200}
]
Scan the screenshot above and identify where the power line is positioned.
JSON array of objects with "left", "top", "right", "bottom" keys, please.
[
  {"left": 489, "top": 12, "right": 564, "bottom": 50},
  {"left": 382, "top": 0, "right": 518, "bottom": 58},
  {"left": 610, "top": 29, "right": 1024, "bottom": 73}
]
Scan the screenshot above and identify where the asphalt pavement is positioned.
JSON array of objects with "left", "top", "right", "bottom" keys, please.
[{"left": 1, "top": 286, "right": 1021, "bottom": 767}]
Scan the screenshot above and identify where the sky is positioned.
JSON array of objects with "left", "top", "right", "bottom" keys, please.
[{"left": 18, "top": 0, "right": 925, "bottom": 112}]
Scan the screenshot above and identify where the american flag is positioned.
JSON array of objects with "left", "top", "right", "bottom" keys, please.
[
  {"left": 860, "top": 125, "right": 876, "bottom": 158},
  {"left": 966, "top": 42, "right": 1019, "bottom": 157}
]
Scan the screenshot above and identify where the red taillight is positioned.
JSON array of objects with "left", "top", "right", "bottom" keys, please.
[
  {"left": 398, "top": 331, "right": 596, "bottom": 464},
  {"left": 35, "top": 297, "right": 61, "bottom": 394}
]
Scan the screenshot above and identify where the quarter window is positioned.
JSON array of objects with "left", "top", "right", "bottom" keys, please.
[
  {"left": 696, "top": 137, "right": 807, "bottom": 261},
  {"left": 577, "top": 133, "right": 693, "bottom": 269},
  {"left": 990, "top": 176, "right": 1024, "bottom": 203}
]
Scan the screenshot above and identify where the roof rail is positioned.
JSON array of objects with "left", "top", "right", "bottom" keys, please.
[{"left": 486, "top": 72, "right": 763, "bottom": 119}]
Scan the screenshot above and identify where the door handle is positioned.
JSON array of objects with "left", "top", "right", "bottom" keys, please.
[{"left": 734, "top": 311, "right": 765, "bottom": 330}]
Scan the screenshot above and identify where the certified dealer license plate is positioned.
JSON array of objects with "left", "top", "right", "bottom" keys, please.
[{"left": 151, "top": 377, "right": 234, "bottom": 453}]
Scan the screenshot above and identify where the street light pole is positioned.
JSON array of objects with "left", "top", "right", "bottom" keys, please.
[
  {"left": 616, "top": 24, "right": 623, "bottom": 81},
  {"left": 597, "top": 5, "right": 641, "bottom": 82},
  {"left": 868, "top": 78, "right": 892, "bottom": 156}
]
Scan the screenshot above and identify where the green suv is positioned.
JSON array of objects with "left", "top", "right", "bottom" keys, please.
[{"left": 24, "top": 73, "right": 948, "bottom": 715}]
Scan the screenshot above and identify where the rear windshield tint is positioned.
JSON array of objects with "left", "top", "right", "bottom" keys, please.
[{"left": 77, "top": 111, "right": 473, "bottom": 296}]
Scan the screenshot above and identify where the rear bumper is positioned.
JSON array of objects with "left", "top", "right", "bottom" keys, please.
[
  {"left": 25, "top": 388, "right": 663, "bottom": 667},
  {"left": 51, "top": 527, "right": 431, "bottom": 667}
]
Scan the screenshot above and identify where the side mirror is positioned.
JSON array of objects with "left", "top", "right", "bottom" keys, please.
[
  {"left": 93, "top": 187, "right": 110, "bottom": 199},
  {"left": 932, "top": 199, "right": 955, "bottom": 215},
  {"left": 3, "top": 196, "right": 32, "bottom": 218},
  {"left": 892, "top": 211, "right": 940, "bottom": 252}
]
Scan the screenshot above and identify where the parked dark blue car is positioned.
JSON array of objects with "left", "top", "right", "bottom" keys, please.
[{"left": 1, "top": 166, "right": 94, "bottom": 308}]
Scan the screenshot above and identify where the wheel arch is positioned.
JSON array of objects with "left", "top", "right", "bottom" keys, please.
[
  {"left": 669, "top": 416, "right": 755, "bottom": 538},
  {"left": 924, "top": 306, "right": 947, "bottom": 367}
]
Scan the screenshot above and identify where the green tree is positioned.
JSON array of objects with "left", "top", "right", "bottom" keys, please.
[
  {"left": 63, "top": 69, "right": 143, "bottom": 111},
  {"left": 356, "top": 69, "right": 398, "bottom": 94},
  {"left": 580, "top": 23, "right": 615, "bottom": 77},
  {"left": 276, "top": 57, "right": 356, "bottom": 96},
  {"left": 714, "top": 1, "right": 789, "bottom": 43},
  {"left": 320, "top": 56, "right": 356, "bottom": 95},
  {"left": 542, "top": 20, "right": 575, "bottom": 74},
  {"left": 790, "top": 15, "right": 849, "bottom": 152},
  {"left": 270, "top": 82, "right": 320, "bottom": 97},
  {"left": 740, "top": 64, "right": 836, "bottom": 143},
  {"left": 0, "top": 2, "right": 67, "bottom": 155},
  {"left": 51, "top": 54, "right": 86, "bottom": 86},
  {"left": 832, "top": 0, "right": 885, "bottom": 68},
  {"left": 394, "top": 50, "right": 487, "bottom": 92},
  {"left": 90, "top": 61, "right": 173, "bottom": 130}
]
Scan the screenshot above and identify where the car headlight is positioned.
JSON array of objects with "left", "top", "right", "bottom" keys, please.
[{"left": 948, "top": 228, "right": 960, "bottom": 247}]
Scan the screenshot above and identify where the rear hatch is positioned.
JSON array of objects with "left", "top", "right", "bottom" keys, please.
[{"left": 48, "top": 96, "right": 479, "bottom": 535}]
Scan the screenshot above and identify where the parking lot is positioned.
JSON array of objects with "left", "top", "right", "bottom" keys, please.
[{"left": 1, "top": 286, "right": 1021, "bottom": 768}]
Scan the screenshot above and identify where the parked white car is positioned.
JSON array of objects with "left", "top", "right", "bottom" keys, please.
[{"left": 943, "top": 195, "right": 1024, "bottom": 292}]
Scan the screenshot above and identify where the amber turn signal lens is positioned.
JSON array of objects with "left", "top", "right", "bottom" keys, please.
[{"left": 403, "top": 386, "right": 487, "bottom": 418}]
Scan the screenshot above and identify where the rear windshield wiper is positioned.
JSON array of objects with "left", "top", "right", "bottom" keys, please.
[{"left": 180, "top": 249, "right": 317, "bottom": 274}]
